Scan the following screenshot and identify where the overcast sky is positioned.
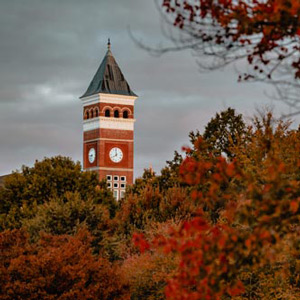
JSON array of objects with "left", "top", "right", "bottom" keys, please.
[{"left": 1, "top": 0, "right": 299, "bottom": 178}]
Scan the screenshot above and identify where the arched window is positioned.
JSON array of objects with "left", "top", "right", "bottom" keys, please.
[
  {"left": 114, "top": 110, "right": 119, "bottom": 118},
  {"left": 86, "top": 111, "right": 89, "bottom": 119},
  {"left": 105, "top": 109, "right": 110, "bottom": 117},
  {"left": 123, "top": 110, "right": 128, "bottom": 119},
  {"left": 95, "top": 108, "right": 99, "bottom": 117}
]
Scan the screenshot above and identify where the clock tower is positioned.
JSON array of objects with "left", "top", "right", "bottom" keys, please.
[{"left": 80, "top": 40, "right": 138, "bottom": 200}]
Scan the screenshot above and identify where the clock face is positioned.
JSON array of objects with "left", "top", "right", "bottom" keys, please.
[
  {"left": 109, "top": 147, "right": 123, "bottom": 163},
  {"left": 88, "top": 148, "right": 96, "bottom": 163}
]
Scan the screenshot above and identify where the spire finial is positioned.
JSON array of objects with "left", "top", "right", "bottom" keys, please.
[{"left": 107, "top": 38, "right": 111, "bottom": 50}]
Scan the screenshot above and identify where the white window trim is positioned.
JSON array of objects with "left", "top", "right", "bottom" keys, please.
[{"left": 113, "top": 190, "right": 119, "bottom": 201}]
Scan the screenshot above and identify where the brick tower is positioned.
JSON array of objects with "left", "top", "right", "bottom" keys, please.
[{"left": 80, "top": 40, "right": 138, "bottom": 200}]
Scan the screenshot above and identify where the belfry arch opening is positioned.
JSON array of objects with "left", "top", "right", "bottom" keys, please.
[
  {"left": 105, "top": 109, "right": 110, "bottom": 117},
  {"left": 123, "top": 110, "right": 128, "bottom": 119},
  {"left": 114, "top": 110, "right": 119, "bottom": 118}
]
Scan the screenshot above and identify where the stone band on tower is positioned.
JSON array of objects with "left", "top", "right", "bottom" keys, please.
[{"left": 80, "top": 41, "right": 138, "bottom": 200}]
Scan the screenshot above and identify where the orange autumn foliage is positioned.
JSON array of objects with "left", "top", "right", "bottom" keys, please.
[
  {"left": 0, "top": 228, "right": 125, "bottom": 300},
  {"left": 134, "top": 115, "right": 300, "bottom": 299}
]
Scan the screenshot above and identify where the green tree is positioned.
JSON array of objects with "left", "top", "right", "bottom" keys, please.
[
  {"left": 158, "top": 151, "right": 185, "bottom": 190},
  {"left": 192, "top": 107, "right": 247, "bottom": 158},
  {"left": 129, "top": 168, "right": 158, "bottom": 195},
  {"left": 0, "top": 156, "right": 116, "bottom": 231},
  {"left": 22, "top": 191, "right": 110, "bottom": 251}
]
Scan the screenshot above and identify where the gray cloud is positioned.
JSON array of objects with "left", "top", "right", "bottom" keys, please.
[{"left": 0, "top": 0, "right": 299, "bottom": 177}]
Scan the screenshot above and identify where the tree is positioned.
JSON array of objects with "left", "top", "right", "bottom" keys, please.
[
  {"left": 193, "top": 107, "right": 247, "bottom": 158},
  {"left": 0, "top": 228, "right": 127, "bottom": 300},
  {"left": 122, "top": 235, "right": 178, "bottom": 300},
  {"left": 22, "top": 191, "right": 111, "bottom": 253},
  {"left": 134, "top": 114, "right": 300, "bottom": 299},
  {"left": 140, "top": 0, "right": 300, "bottom": 114},
  {"left": 158, "top": 150, "right": 185, "bottom": 190},
  {"left": 128, "top": 168, "right": 158, "bottom": 195},
  {"left": 0, "top": 156, "right": 116, "bottom": 231},
  {"left": 117, "top": 185, "right": 194, "bottom": 236}
]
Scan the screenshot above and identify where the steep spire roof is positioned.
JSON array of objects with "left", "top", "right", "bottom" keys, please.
[{"left": 81, "top": 40, "right": 137, "bottom": 98}]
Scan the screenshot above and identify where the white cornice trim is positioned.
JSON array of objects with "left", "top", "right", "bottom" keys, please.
[
  {"left": 99, "top": 167, "right": 134, "bottom": 171},
  {"left": 83, "top": 117, "right": 135, "bottom": 131},
  {"left": 81, "top": 93, "right": 138, "bottom": 106},
  {"left": 80, "top": 95, "right": 100, "bottom": 106}
]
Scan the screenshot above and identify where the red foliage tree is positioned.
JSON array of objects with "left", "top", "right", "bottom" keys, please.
[
  {"left": 0, "top": 228, "right": 126, "bottom": 300},
  {"left": 134, "top": 117, "right": 300, "bottom": 299},
  {"left": 153, "top": 0, "right": 300, "bottom": 113}
]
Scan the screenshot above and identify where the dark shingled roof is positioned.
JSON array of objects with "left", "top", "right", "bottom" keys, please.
[{"left": 81, "top": 42, "right": 137, "bottom": 98}]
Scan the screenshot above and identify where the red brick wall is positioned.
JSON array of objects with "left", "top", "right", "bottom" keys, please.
[
  {"left": 84, "top": 129, "right": 100, "bottom": 141},
  {"left": 100, "top": 129, "right": 133, "bottom": 140},
  {"left": 84, "top": 132, "right": 133, "bottom": 170},
  {"left": 84, "top": 129, "right": 133, "bottom": 141}
]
